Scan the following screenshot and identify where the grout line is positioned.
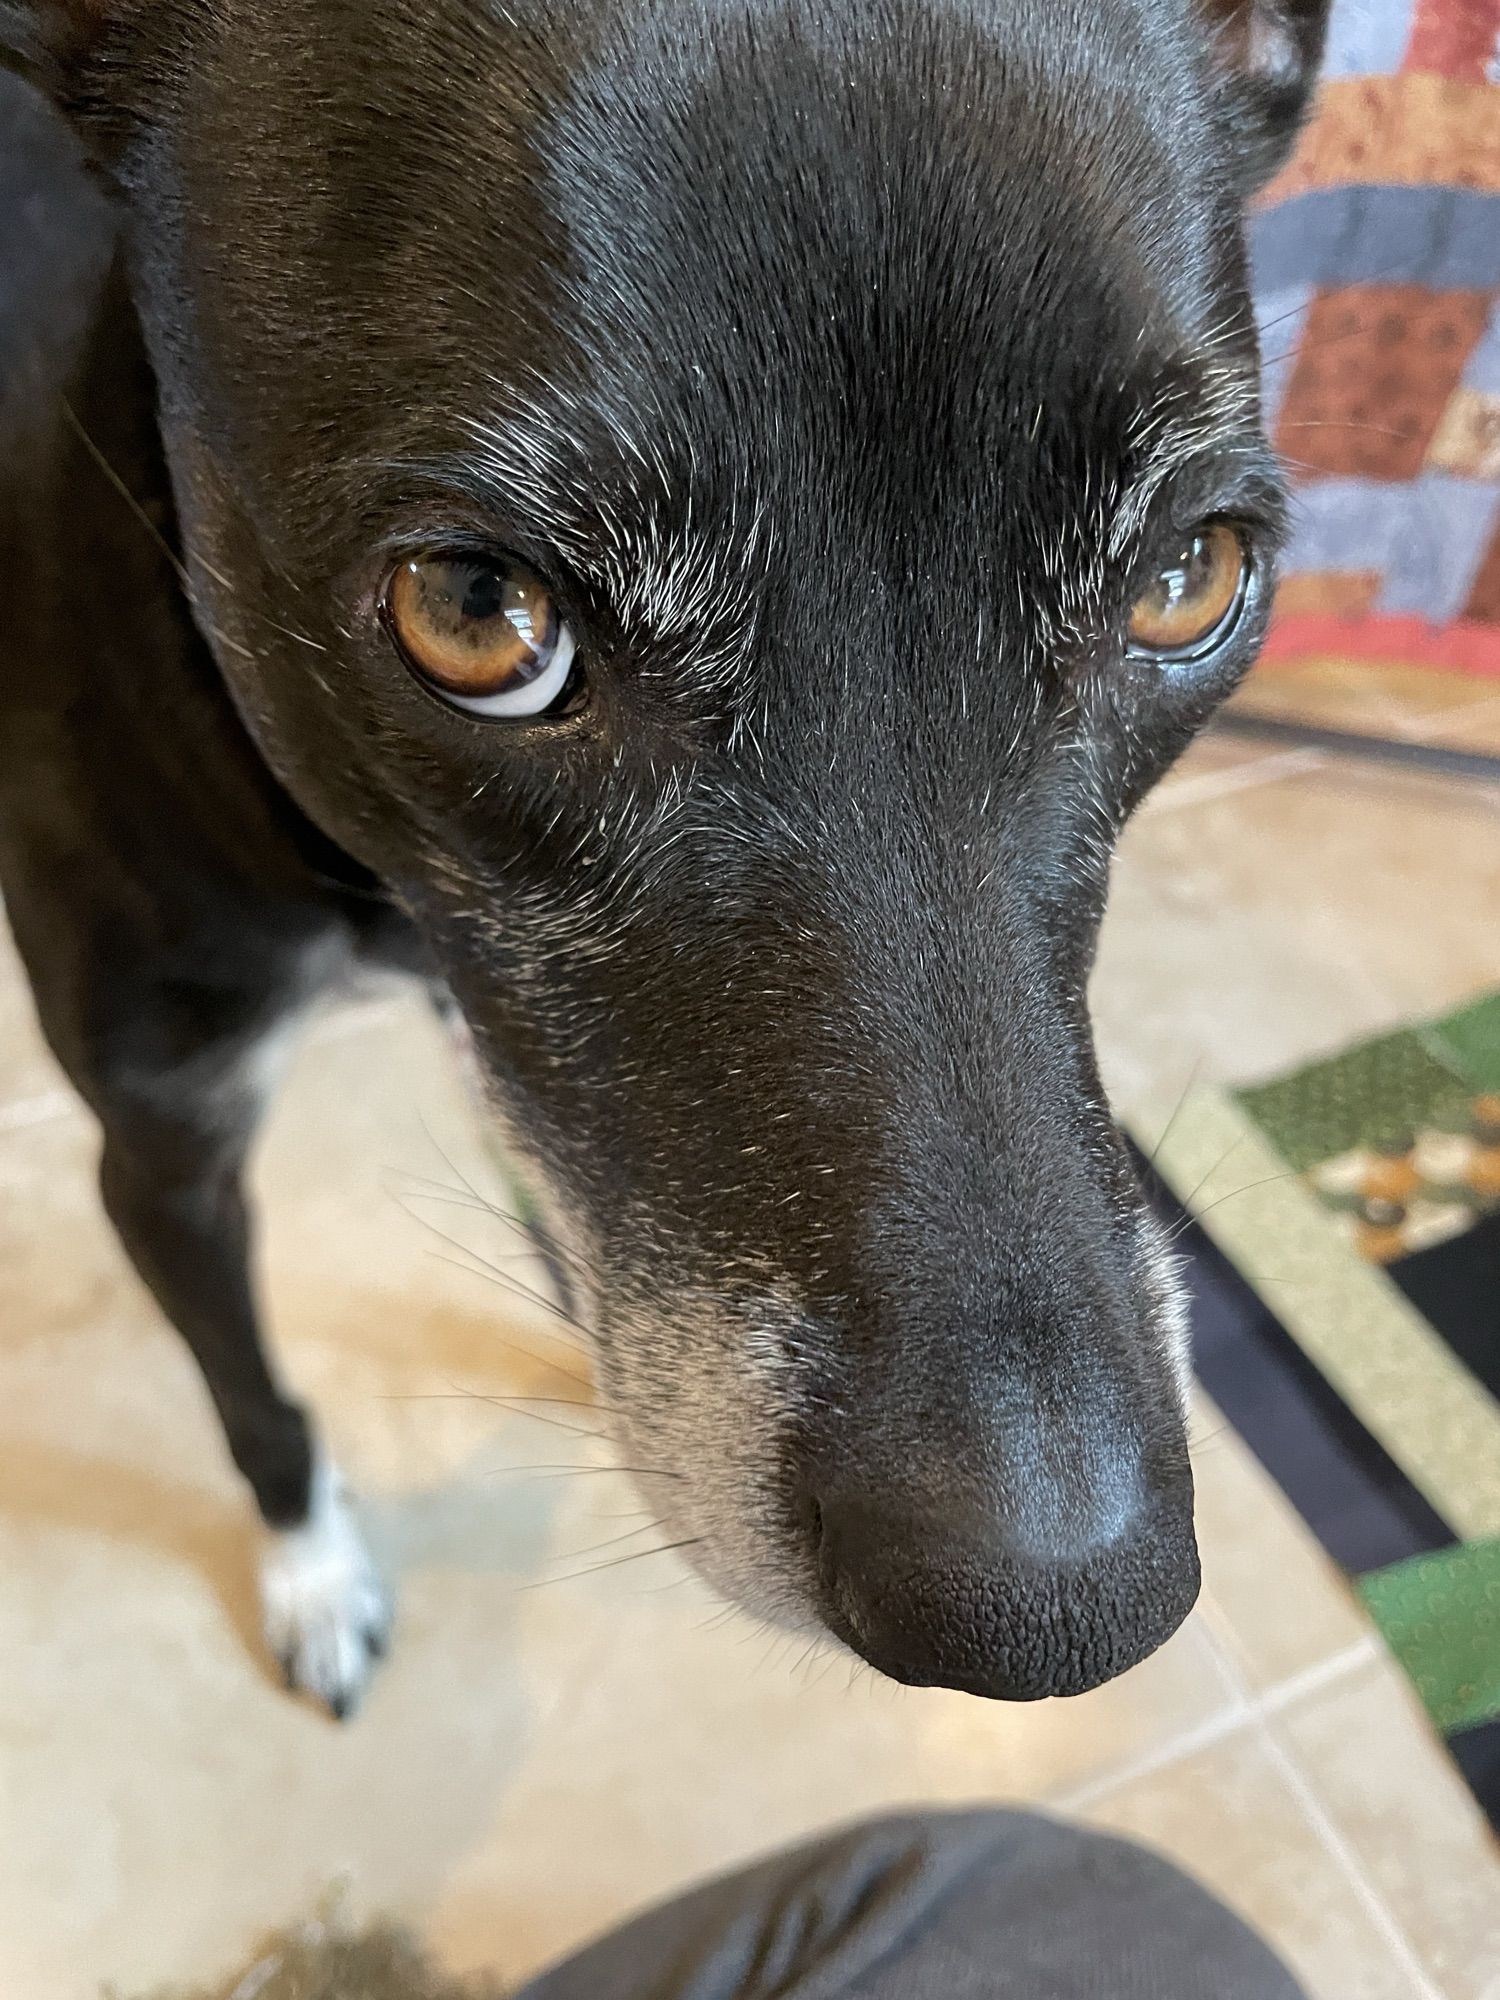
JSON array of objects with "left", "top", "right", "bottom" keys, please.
[
  {"left": 1253, "top": 1720, "right": 1446, "bottom": 2000},
  {"left": 1046, "top": 1686, "right": 1256, "bottom": 1815},
  {"left": 1209, "top": 1631, "right": 1447, "bottom": 2000},
  {"left": 1257, "top": 1635, "right": 1384, "bottom": 1718},
  {"left": 1054, "top": 1616, "right": 1445, "bottom": 1995},
  {"left": 1197, "top": 1577, "right": 1384, "bottom": 1720}
]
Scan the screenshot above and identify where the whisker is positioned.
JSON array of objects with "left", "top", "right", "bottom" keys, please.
[
  {"left": 411, "top": 1122, "right": 594, "bottom": 1281},
  {"left": 523, "top": 1536, "right": 704, "bottom": 1589},
  {"left": 407, "top": 1213, "right": 590, "bottom": 1342},
  {"left": 1188, "top": 1415, "right": 1232, "bottom": 1451},
  {"left": 1165, "top": 1166, "right": 1300, "bottom": 1243},
  {"left": 483, "top": 1462, "right": 680, "bottom": 1481},
  {"left": 394, "top": 1165, "right": 541, "bottom": 1242},
  {"left": 59, "top": 396, "right": 329, "bottom": 656},
  {"left": 1178, "top": 1136, "right": 1247, "bottom": 1214},
  {"left": 553, "top": 1519, "right": 664, "bottom": 1564},
  {"left": 413, "top": 1252, "right": 594, "bottom": 1382},
  {"left": 427, "top": 1386, "right": 603, "bottom": 1438},
  {"left": 1145, "top": 1059, "right": 1205, "bottom": 1170},
  {"left": 385, "top": 1391, "right": 599, "bottom": 1412}
]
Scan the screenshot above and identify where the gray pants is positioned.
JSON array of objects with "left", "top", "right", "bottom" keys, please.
[{"left": 519, "top": 1811, "right": 1306, "bottom": 2000}]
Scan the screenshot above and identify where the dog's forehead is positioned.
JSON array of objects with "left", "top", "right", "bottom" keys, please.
[
  {"left": 152, "top": 0, "right": 1255, "bottom": 633},
  {"left": 474, "top": 1, "right": 1250, "bottom": 644}
]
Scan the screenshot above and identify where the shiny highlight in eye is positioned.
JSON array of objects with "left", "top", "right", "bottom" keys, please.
[{"left": 1128, "top": 523, "right": 1249, "bottom": 659}]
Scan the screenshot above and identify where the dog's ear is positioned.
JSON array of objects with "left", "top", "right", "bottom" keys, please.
[
  {"left": 0, "top": 0, "right": 141, "bottom": 97},
  {"left": 1196, "top": 0, "right": 1331, "bottom": 192}
]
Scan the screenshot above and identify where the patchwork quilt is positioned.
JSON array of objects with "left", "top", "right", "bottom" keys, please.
[{"left": 1252, "top": 0, "right": 1500, "bottom": 676}]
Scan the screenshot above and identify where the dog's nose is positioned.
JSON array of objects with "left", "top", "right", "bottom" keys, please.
[{"left": 803, "top": 1465, "right": 1199, "bottom": 1701}]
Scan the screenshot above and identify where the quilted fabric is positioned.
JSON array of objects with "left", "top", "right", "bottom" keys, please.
[{"left": 1252, "top": 0, "right": 1500, "bottom": 677}]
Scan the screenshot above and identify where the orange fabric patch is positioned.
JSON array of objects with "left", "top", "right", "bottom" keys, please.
[
  {"left": 1274, "top": 286, "right": 1491, "bottom": 480},
  {"left": 1261, "top": 76, "right": 1500, "bottom": 201},
  {"left": 1273, "top": 572, "right": 1384, "bottom": 617}
]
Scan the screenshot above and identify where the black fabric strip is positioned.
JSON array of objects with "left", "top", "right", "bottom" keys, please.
[
  {"left": 1387, "top": 1212, "right": 1500, "bottom": 1406},
  {"left": 1445, "top": 1717, "right": 1500, "bottom": 1836}
]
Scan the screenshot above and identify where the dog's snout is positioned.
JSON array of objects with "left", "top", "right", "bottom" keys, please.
[{"left": 799, "top": 1434, "right": 1199, "bottom": 1702}]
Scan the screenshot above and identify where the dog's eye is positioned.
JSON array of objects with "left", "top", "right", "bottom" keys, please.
[
  {"left": 384, "top": 554, "right": 580, "bottom": 717},
  {"left": 1127, "top": 524, "right": 1249, "bottom": 660}
]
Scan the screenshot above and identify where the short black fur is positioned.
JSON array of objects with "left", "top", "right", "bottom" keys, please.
[{"left": 0, "top": 0, "right": 1327, "bottom": 1712}]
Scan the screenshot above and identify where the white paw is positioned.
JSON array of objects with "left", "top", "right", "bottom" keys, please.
[{"left": 259, "top": 1457, "right": 392, "bottom": 1720}]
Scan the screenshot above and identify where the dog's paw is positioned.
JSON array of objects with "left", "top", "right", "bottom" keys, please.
[{"left": 259, "top": 1458, "right": 392, "bottom": 1720}]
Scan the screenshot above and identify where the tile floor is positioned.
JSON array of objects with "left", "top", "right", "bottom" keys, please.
[{"left": 2, "top": 660, "right": 1499, "bottom": 2000}]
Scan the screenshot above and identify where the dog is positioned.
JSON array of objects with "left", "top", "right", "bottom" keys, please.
[{"left": 0, "top": 0, "right": 1327, "bottom": 1718}]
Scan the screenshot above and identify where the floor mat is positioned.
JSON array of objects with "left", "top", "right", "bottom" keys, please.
[{"left": 1133, "top": 992, "right": 1500, "bottom": 1833}]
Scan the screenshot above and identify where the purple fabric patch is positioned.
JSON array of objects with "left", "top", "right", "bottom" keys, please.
[
  {"left": 1375, "top": 472, "right": 1500, "bottom": 617},
  {"left": 1321, "top": 0, "right": 1419, "bottom": 76}
]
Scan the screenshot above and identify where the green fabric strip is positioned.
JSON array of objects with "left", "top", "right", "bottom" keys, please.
[
  {"left": 1235, "top": 1027, "right": 1471, "bottom": 1173},
  {"left": 1431, "top": 991, "right": 1500, "bottom": 1097},
  {"left": 1359, "top": 1541, "right": 1500, "bottom": 1735}
]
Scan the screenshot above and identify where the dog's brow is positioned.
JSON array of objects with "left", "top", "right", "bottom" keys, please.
[
  {"left": 1108, "top": 364, "right": 1263, "bottom": 558},
  {"left": 403, "top": 407, "right": 770, "bottom": 684}
]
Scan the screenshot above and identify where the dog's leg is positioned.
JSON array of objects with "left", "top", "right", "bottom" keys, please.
[
  {"left": 3, "top": 843, "right": 393, "bottom": 1718},
  {"left": 91, "top": 1009, "right": 392, "bottom": 1718},
  {"left": 1, "top": 178, "right": 395, "bottom": 1711}
]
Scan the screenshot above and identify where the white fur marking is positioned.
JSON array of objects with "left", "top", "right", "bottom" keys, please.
[{"left": 259, "top": 1455, "right": 391, "bottom": 1718}]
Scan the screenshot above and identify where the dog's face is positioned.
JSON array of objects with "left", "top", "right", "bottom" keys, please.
[{"left": 11, "top": 0, "right": 1326, "bottom": 1698}]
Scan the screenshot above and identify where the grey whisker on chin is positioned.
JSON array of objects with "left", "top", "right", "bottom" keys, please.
[
  {"left": 409, "top": 1121, "right": 599, "bottom": 1286},
  {"left": 391, "top": 1165, "right": 596, "bottom": 1284},
  {"left": 1145, "top": 1059, "right": 1206, "bottom": 1169},
  {"left": 391, "top": 1185, "right": 592, "bottom": 1333},
  {"left": 418, "top": 1241, "right": 593, "bottom": 1349}
]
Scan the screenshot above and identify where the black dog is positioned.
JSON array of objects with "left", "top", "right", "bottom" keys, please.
[{"left": 0, "top": 0, "right": 1326, "bottom": 1717}]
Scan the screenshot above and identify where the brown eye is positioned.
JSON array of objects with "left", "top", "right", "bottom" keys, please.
[
  {"left": 384, "top": 554, "right": 579, "bottom": 716},
  {"left": 1127, "top": 523, "right": 1249, "bottom": 659}
]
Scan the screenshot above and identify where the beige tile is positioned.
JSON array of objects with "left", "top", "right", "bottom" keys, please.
[
  {"left": 1230, "top": 656, "right": 1396, "bottom": 735},
  {"left": 1345, "top": 665, "right": 1500, "bottom": 722},
  {"left": 1238, "top": 660, "right": 1500, "bottom": 757},
  {"left": 1094, "top": 756, "right": 1500, "bottom": 1119},
  {"left": 426, "top": 1591, "right": 1243, "bottom": 1987},
  {"left": 1071, "top": 1728, "right": 1431, "bottom": 2000},
  {"left": 4, "top": 721, "right": 1494, "bottom": 1999},
  {"left": 1142, "top": 737, "right": 1331, "bottom": 819},
  {"left": 1191, "top": 1408, "right": 1377, "bottom": 1697},
  {"left": 0, "top": 914, "right": 70, "bottom": 1111},
  {"left": 0, "top": 1108, "right": 143, "bottom": 1349},
  {"left": 1429, "top": 692, "right": 1500, "bottom": 756},
  {"left": 0, "top": 1426, "right": 561, "bottom": 2000},
  {"left": 252, "top": 988, "right": 589, "bottom": 1419},
  {"left": 1275, "top": 1652, "right": 1500, "bottom": 2000},
  {"left": 1150, "top": 727, "right": 1317, "bottom": 793}
]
